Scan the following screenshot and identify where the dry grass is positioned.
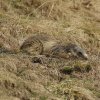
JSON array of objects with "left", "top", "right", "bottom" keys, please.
[
  {"left": 0, "top": 0, "right": 100, "bottom": 100},
  {"left": 49, "top": 80, "right": 98, "bottom": 100}
]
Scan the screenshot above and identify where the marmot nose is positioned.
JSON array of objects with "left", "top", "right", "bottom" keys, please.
[{"left": 83, "top": 53, "right": 88, "bottom": 60}]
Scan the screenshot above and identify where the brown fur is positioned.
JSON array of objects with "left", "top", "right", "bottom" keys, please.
[
  {"left": 20, "top": 35, "right": 43, "bottom": 55},
  {"left": 20, "top": 34, "right": 58, "bottom": 55}
]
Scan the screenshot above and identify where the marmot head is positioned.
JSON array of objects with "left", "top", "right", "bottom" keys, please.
[{"left": 65, "top": 43, "right": 88, "bottom": 60}]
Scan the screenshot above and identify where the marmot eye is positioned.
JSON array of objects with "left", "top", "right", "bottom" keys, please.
[{"left": 78, "top": 52, "right": 82, "bottom": 55}]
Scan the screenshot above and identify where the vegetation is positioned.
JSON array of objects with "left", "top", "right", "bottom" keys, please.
[{"left": 0, "top": 0, "right": 100, "bottom": 100}]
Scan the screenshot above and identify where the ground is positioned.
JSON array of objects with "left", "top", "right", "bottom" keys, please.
[{"left": 0, "top": 0, "right": 100, "bottom": 100}]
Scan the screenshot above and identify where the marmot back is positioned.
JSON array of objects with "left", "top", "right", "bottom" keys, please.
[
  {"left": 20, "top": 34, "right": 58, "bottom": 55},
  {"left": 20, "top": 36, "right": 43, "bottom": 55}
]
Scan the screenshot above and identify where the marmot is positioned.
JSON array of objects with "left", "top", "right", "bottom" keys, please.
[
  {"left": 0, "top": 33, "right": 88, "bottom": 60},
  {"left": 20, "top": 34, "right": 88, "bottom": 60}
]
